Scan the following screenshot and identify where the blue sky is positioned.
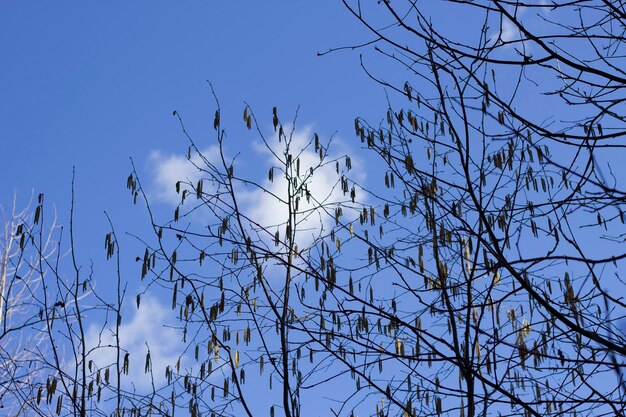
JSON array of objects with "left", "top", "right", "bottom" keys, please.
[
  {"left": 0, "top": 3, "right": 390, "bottom": 414},
  {"left": 3, "top": 3, "right": 623, "bottom": 417},
  {"left": 0, "top": 1, "right": 387, "bottom": 238}
]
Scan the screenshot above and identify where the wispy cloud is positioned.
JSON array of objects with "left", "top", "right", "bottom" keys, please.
[
  {"left": 491, "top": 6, "right": 529, "bottom": 49},
  {"left": 500, "top": 18, "right": 519, "bottom": 44},
  {"left": 148, "top": 127, "right": 366, "bottom": 249},
  {"left": 86, "top": 295, "right": 183, "bottom": 391}
]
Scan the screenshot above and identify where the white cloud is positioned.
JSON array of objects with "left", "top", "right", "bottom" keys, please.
[
  {"left": 147, "top": 127, "right": 366, "bottom": 250},
  {"left": 85, "top": 295, "right": 183, "bottom": 392},
  {"left": 237, "top": 127, "right": 366, "bottom": 249},
  {"left": 148, "top": 146, "right": 220, "bottom": 205},
  {"left": 491, "top": 6, "right": 530, "bottom": 49},
  {"left": 500, "top": 18, "right": 519, "bottom": 44}
]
